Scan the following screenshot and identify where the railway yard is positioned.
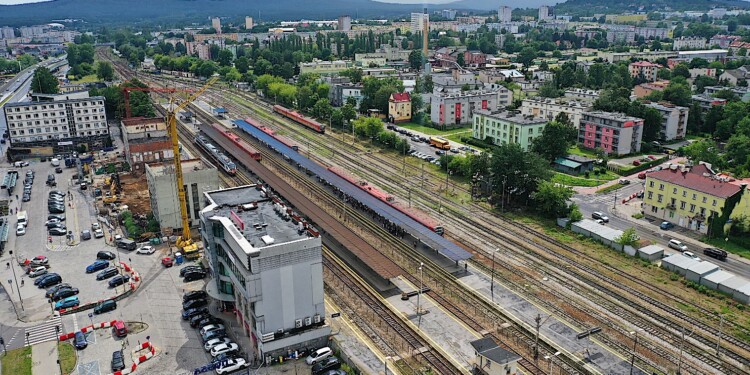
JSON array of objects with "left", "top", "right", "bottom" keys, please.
[{"left": 99, "top": 48, "right": 750, "bottom": 375}]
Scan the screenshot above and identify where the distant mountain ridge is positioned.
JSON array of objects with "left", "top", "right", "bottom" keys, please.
[{"left": 0, "top": 0, "right": 745, "bottom": 26}]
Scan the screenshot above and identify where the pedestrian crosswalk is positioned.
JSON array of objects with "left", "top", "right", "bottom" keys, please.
[{"left": 23, "top": 316, "right": 61, "bottom": 346}]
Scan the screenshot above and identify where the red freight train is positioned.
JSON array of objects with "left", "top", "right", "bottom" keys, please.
[
  {"left": 327, "top": 166, "right": 444, "bottom": 235},
  {"left": 201, "top": 122, "right": 261, "bottom": 161},
  {"left": 273, "top": 105, "right": 326, "bottom": 133}
]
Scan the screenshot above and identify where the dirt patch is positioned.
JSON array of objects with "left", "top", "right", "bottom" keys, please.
[
  {"left": 126, "top": 321, "right": 149, "bottom": 335},
  {"left": 119, "top": 173, "right": 151, "bottom": 215}
]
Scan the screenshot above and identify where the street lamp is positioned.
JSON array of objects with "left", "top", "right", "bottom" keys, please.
[
  {"left": 417, "top": 262, "right": 424, "bottom": 328},
  {"left": 490, "top": 248, "right": 497, "bottom": 301},
  {"left": 55, "top": 326, "right": 63, "bottom": 375},
  {"left": 543, "top": 351, "right": 561, "bottom": 374},
  {"left": 8, "top": 250, "right": 24, "bottom": 311},
  {"left": 629, "top": 328, "right": 643, "bottom": 375}
]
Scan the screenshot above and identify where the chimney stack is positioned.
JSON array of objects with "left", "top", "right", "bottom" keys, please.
[{"left": 423, "top": 16, "right": 429, "bottom": 60}]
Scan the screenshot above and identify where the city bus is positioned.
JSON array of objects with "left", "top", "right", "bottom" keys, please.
[{"left": 429, "top": 137, "right": 451, "bottom": 150}]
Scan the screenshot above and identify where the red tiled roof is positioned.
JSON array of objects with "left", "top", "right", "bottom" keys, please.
[
  {"left": 631, "top": 61, "right": 660, "bottom": 67},
  {"left": 390, "top": 92, "right": 411, "bottom": 102},
  {"left": 648, "top": 166, "right": 741, "bottom": 199}
]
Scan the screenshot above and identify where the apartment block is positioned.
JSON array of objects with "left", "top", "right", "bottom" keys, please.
[
  {"left": 337, "top": 15, "right": 352, "bottom": 31},
  {"left": 642, "top": 164, "right": 750, "bottom": 234},
  {"left": 145, "top": 159, "right": 219, "bottom": 229},
  {"left": 120, "top": 117, "right": 173, "bottom": 172},
  {"left": 520, "top": 97, "right": 593, "bottom": 127},
  {"left": 472, "top": 110, "right": 547, "bottom": 150},
  {"left": 410, "top": 13, "right": 429, "bottom": 34},
  {"left": 431, "top": 91, "right": 499, "bottom": 126},
  {"left": 645, "top": 101, "right": 688, "bottom": 141},
  {"left": 578, "top": 111, "right": 644, "bottom": 156},
  {"left": 199, "top": 185, "right": 330, "bottom": 361},
  {"left": 673, "top": 36, "right": 708, "bottom": 51},
  {"left": 498, "top": 6, "right": 512, "bottom": 23},
  {"left": 3, "top": 91, "right": 109, "bottom": 154},
  {"left": 299, "top": 60, "right": 352, "bottom": 75},
  {"left": 629, "top": 61, "right": 661, "bottom": 82}
]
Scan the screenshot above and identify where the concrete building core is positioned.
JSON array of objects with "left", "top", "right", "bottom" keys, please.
[
  {"left": 145, "top": 158, "right": 219, "bottom": 230},
  {"left": 199, "top": 185, "right": 329, "bottom": 361}
]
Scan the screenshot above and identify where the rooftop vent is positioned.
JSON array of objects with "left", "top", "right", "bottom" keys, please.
[{"left": 261, "top": 235, "right": 275, "bottom": 245}]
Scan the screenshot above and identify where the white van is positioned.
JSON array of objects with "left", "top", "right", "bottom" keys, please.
[
  {"left": 305, "top": 347, "right": 332, "bottom": 365},
  {"left": 16, "top": 210, "right": 28, "bottom": 227},
  {"left": 50, "top": 158, "right": 60, "bottom": 167}
]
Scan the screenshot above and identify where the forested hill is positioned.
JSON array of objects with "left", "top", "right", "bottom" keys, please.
[
  {"left": 0, "top": 0, "right": 420, "bottom": 27},
  {"left": 554, "top": 0, "right": 750, "bottom": 16}
]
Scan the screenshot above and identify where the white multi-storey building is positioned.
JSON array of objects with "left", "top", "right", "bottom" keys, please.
[
  {"left": 645, "top": 101, "right": 689, "bottom": 141},
  {"left": 673, "top": 37, "right": 708, "bottom": 51},
  {"left": 200, "top": 185, "right": 330, "bottom": 361},
  {"left": 1, "top": 26, "right": 14, "bottom": 39},
  {"left": 520, "top": 96, "right": 593, "bottom": 127},
  {"left": 539, "top": 6, "right": 552, "bottom": 21},
  {"left": 3, "top": 92, "right": 109, "bottom": 153},
  {"left": 498, "top": 6, "right": 512, "bottom": 23},
  {"left": 337, "top": 15, "right": 352, "bottom": 31},
  {"left": 410, "top": 12, "right": 429, "bottom": 34}
]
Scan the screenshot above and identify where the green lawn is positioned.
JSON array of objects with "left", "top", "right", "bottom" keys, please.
[
  {"left": 67, "top": 74, "right": 99, "bottom": 84},
  {"left": 596, "top": 183, "right": 626, "bottom": 194},
  {"left": 2, "top": 346, "right": 32, "bottom": 375},
  {"left": 703, "top": 236, "right": 750, "bottom": 260},
  {"left": 58, "top": 342, "right": 76, "bottom": 375},
  {"left": 445, "top": 131, "right": 473, "bottom": 147},
  {"left": 568, "top": 145, "right": 598, "bottom": 158},
  {"left": 398, "top": 122, "right": 469, "bottom": 136}
]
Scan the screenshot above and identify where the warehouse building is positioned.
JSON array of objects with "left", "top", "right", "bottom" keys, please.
[{"left": 199, "top": 185, "right": 330, "bottom": 362}]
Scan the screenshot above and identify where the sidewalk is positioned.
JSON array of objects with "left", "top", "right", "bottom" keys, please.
[{"left": 31, "top": 340, "right": 59, "bottom": 375}]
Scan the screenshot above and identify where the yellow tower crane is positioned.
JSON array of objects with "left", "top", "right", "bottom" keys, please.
[{"left": 168, "top": 76, "right": 219, "bottom": 255}]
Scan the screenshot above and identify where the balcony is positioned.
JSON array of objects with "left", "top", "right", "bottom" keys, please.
[{"left": 666, "top": 203, "right": 676, "bottom": 210}]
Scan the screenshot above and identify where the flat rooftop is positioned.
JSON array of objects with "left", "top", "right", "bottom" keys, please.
[
  {"left": 146, "top": 159, "right": 211, "bottom": 177},
  {"left": 205, "top": 185, "right": 308, "bottom": 249}
]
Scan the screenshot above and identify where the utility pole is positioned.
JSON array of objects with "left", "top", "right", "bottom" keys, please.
[
  {"left": 8, "top": 250, "right": 24, "bottom": 311},
  {"left": 715, "top": 315, "right": 724, "bottom": 355},
  {"left": 629, "top": 329, "right": 642, "bottom": 375},
  {"left": 534, "top": 314, "right": 542, "bottom": 360},
  {"left": 417, "top": 262, "right": 424, "bottom": 328},
  {"left": 490, "top": 248, "right": 496, "bottom": 301},
  {"left": 677, "top": 326, "right": 691, "bottom": 375}
]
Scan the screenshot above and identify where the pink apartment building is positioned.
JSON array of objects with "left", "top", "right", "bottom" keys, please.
[{"left": 578, "top": 111, "right": 644, "bottom": 156}]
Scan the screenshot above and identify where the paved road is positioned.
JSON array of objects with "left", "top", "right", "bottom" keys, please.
[{"left": 572, "top": 178, "right": 750, "bottom": 279}]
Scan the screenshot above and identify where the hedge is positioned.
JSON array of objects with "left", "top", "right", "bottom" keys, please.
[{"left": 612, "top": 156, "right": 668, "bottom": 176}]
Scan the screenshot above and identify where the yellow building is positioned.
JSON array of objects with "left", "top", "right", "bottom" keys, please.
[
  {"left": 642, "top": 164, "right": 749, "bottom": 234},
  {"left": 606, "top": 14, "right": 648, "bottom": 23},
  {"left": 388, "top": 92, "right": 411, "bottom": 123}
]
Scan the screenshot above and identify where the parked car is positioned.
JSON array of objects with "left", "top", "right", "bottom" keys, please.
[
  {"left": 659, "top": 221, "right": 675, "bottom": 230},
  {"left": 96, "top": 267, "right": 119, "bottom": 280},
  {"left": 46, "top": 283, "right": 72, "bottom": 298},
  {"left": 183, "top": 290, "right": 208, "bottom": 302},
  {"left": 111, "top": 350, "right": 126, "bottom": 371},
  {"left": 320, "top": 370, "right": 347, "bottom": 375},
  {"left": 638, "top": 172, "right": 647, "bottom": 179},
  {"left": 47, "top": 214, "right": 65, "bottom": 221},
  {"left": 48, "top": 228, "right": 67, "bottom": 236},
  {"left": 74, "top": 331, "right": 87, "bottom": 350},
  {"left": 86, "top": 260, "right": 109, "bottom": 273},
  {"left": 94, "top": 300, "right": 117, "bottom": 314},
  {"left": 48, "top": 206, "right": 65, "bottom": 214},
  {"left": 184, "top": 271, "right": 206, "bottom": 282},
  {"left": 215, "top": 357, "right": 250, "bottom": 374},
  {"left": 16, "top": 225, "right": 25, "bottom": 236},
  {"left": 45, "top": 219, "right": 61, "bottom": 227},
  {"left": 194, "top": 316, "right": 223, "bottom": 330},
  {"left": 34, "top": 272, "right": 56, "bottom": 285},
  {"left": 55, "top": 167, "right": 63, "bottom": 173},
  {"left": 183, "top": 298, "right": 208, "bottom": 310},
  {"left": 682, "top": 251, "right": 700, "bottom": 261},
  {"left": 162, "top": 257, "right": 174, "bottom": 267},
  {"left": 52, "top": 287, "right": 79, "bottom": 301},
  {"left": 54, "top": 296, "right": 80, "bottom": 310},
  {"left": 703, "top": 247, "right": 728, "bottom": 261},
  {"left": 199, "top": 324, "right": 226, "bottom": 336},
  {"left": 312, "top": 357, "right": 341, "bottom": 375},
  {"left": 203, "top": 337, "right": 232, "bottom": 352},
  {"left": 180, "top": 266, "right": 205, "bottom": 277},
  {"left": 29, "top": 266, "right": 48, "bottom": 277},
  {"left": 94, "top": 229, "right": 104, "bottom": 238},
  {"left": 591, "top": 211, "right": 609, "bottom": 223},
  {"left": 81, "top": 230, "right": 92, "bottom": 240},
  {"left": 135, "top": 245, "right": 155, "bottom": 255},
  {"left": 619, "top": 179, "right": 630, "bottom": 185},
  {"left": 182, "top": 307, "right": 209, "bottom": 320},
  {"left": 202, "top": 330, "right": 227, "bottom": 343},
  {"left": 113, "top": 320, "right": 128, "bottom": 337},
  {"left": 210, "top": 343, "right": 239, "bottom": 357},
  {"left": 31, "top": 256, "right": 48, "bottom": 265},
  {"left": 306, "top": 347, "right": 333, "bottom": 365},
  {"left": 189, "top": 314, "right": 213, "bottom": 328},
  {"left": 108, "top": 275, "right": 130, "bottom": 288},
  {"left": 668, "top": 239, "right": 688, "bottom": 252},
  {"left": 37, "top": 274, "right": 62, "bottom": 288},
  {"left": 97, "top": 251, "right": 116, "bottom": 260}
]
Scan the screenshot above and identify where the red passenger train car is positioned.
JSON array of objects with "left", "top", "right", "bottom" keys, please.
[
  {"left": 201, "top": 123, "right": 262, "bottom": 161},
  {"left": 272, "top": 105, "right": 326, "bottom": 134}
]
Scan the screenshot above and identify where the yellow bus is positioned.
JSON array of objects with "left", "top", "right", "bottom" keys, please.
[{"left": 429, "top": 137, "right": 451, "bottom": 150}]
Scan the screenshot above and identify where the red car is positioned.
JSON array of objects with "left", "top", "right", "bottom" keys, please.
[
  {"left": 638, "top": 172, "right": 647, "bottom": 179},
  {"left": 633, "top": 160, "right": 641, "bottom": 166},
  {"left": 161, "top": 257, "right": 174, "bottom": 268}
]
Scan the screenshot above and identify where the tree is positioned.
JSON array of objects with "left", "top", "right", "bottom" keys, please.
[
  {"left": 517, "top": 47, "right": 537, "bottom": 67},
  {"left": 340, "top": 68, "right": 363, "bottom": 83},
  {"left": 532, "top": 181, "right": 574, "bottom": 218},
  {"left": 490, "top": 143, "right": 552, "bottom": 204},
  {"left": 671, "top": 63, "right": 691, "bottom": 79},
  {"left": 423, "top": 74, "right": 434, "bottom": 93},
  {"left": 352, "top": 117, "right": 383, "bottom": 138},
  {"left": 341, "top": 103, "right": 357, "bottom": 123},
  {"left": 554, "top": 112, "right": 572, "bottom": 127},
  {"left": 615, "top": 227, "right": 640, "bottom": 247},
  {"left": 31, "top": 67, "right": 58, "bottom": 94},
  {"left": 223, "top": 67, "right": 242, "bottom": 82},
  {"left": 234, "top": 56, "right": 250, "bottom": 74},
  {"left": 96, "top": 61, "right": 115, "bottom": 81},
  {"left": 531, "top": 121, "right": 577, "bottom": 162},
  {"left": 569, "top": 203, "right": 583, "bottom": 222},
  {"left": 311, "top": 98, "right": 332, "bottom": 120},
  {"left": 456, "top": 53, "right": 465, "bottom": 67},
  {"left": 687, "top": 102, "right": 704, "bottom": 134},
  {"left": 661, "top": 81, "right": 692, "bottom": 107},
  {"left": 538, "top": 83, "right": 562, "bottom": 98},
  {"left": 409, "top": 50, "right": 423, "bottom": 71},
  {"left": 682, "top": 139, "right": 722, "bottom": 166}
]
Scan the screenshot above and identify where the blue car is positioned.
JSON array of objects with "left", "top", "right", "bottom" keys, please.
[
  {"left": 86, "top": 260, "right": 109, "bottom": 273},
  {"left": 660, "top": 221, "right": 675, "bottom": 230},
  {"left": 73, "top": 331, "right": 87, "bottom": 349},
  {"left": 54, "top": 296, "right": 79, "bottom": 310}
]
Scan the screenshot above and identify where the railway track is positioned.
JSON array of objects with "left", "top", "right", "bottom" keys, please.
[{"left": 99, "top": 49, "right": 750, "bottom": 374}]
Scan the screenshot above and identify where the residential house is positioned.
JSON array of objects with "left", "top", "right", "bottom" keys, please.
[
  {"left": 470, "top": 337, "right": 521, "bottom": 375},
  {"left": 554, "top": 155, "right": 596, "bottom": 175},
  {"left": 673, "top": 37, "right": 708, "bottom": 51},
  {"left": 633, "top": 80, "right": 670, "bottom": 99},
  {"left": 644, "top": 101, "right": 688, "bottom": 141},
  {"left": 330, "top": 84, "right": 364, "bottom": 107},
  {"left": 718, "top": 65, "right": 750, "bottom": 86},
  {"left": 431, "top": 91, "right": 498, "bottom": 126},
  {"left": 520, "top": 97, "right": 593, "bottom": 127},
  {"left": 629, "top": 61, "right": 661, "bottom": 82},
  {"left": 642, "top": 163, "right": 750, "bottom": 234},
  {"left": 388, "top": 92, "right": 412, "bottom": 123}
]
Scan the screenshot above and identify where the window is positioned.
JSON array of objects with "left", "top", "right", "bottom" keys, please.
[
  {"left": 689, "top": 204, "right": 695, "bottom": 212},
  {"left": 670, "top": 198, "right": 676, "bottom": 205},
  {"left": 712, "top": 200, "right": 717, "bottom": 206},
  {"left": 680, "top": 201, "right": 686, "bottom": 209},
  {"left": 649, "top": 181, "right": 654, "bottom": 188},
  {"left": 700, "top": 207, "right": 706, "bottom": 215},
  {"left": 702, "top": 197, "right": 707, "bottom": 203},
  {"left": 657, "top": 194, "right": 663, "bottom": 203},
  {"left": 659, "top": 184, "right": 664, "bottom": 191},
  {"left": 692, "top": 193, "right": 696, "bottom": 200},
  {"left": 647, "top": 192, "right": 653, "bottom": 199},
  {"left": 673, "top": 188, "right": 677, "bottom": 194}
]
